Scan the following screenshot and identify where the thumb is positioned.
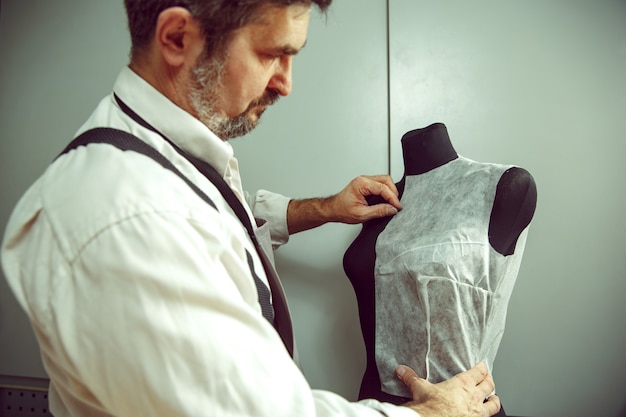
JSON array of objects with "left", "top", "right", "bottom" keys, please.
[
  {"left": 395, "top": 365, "right": 431, "bottom": 401},
  {"left": 362, "top": 203, "right": 399, "bottom": 221}
]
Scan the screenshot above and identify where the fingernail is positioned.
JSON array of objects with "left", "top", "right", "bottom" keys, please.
[
  {"left": 395, "top": 365, "right": 406, "bottom": 379},
  {"left": 387, "top": 206, "right": 398, "bottom": 216}
]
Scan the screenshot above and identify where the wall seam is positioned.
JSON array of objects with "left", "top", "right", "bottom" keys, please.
[{"left": 386, "top": 0, "right": 392, "bottom": 175}]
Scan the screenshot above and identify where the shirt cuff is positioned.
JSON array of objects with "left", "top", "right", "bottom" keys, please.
[{"left": 246, "top": 189, "right": 291, "bottom": 248}]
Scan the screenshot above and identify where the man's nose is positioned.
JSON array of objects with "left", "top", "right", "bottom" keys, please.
[{"left": 268, "top": 55, "right": 293, "bottom": 96}]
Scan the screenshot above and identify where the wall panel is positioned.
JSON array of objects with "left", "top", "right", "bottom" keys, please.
[{"left": 388, "top": 1, "right": 626, "bottom": 416}]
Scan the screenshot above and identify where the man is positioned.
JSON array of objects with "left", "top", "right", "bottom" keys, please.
[{"left": 1, "top": 1, "right": 501, "bottom": 416}]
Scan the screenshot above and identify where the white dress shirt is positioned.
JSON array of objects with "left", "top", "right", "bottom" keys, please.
[{"left": 1, "top": 67, "right": 415, "bottom": 417}]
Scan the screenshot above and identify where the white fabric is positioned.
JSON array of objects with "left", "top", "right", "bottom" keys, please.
[
  {"left": 1, "top": 67, "right": 415, "bottom": 417},
  {"left": 374, "top": 156, "right": 528, "bottom": 397}
]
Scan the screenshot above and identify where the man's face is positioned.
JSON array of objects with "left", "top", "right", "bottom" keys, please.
[{"left": 188, "top": 4, "right": 311, "bottom": 140}]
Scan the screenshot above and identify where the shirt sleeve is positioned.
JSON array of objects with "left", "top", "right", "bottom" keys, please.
[{"left": 246, "top": 189, "right": 291, "bottom": 248}]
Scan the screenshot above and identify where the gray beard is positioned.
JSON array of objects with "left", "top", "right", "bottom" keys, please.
[{"left": 189, "top": 59, "right": 278, "bottom": 140}]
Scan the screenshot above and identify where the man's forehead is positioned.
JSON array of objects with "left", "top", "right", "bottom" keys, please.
[
  {"left": 252, "top": 2, "right": 312, "bottom": 25},
  {"left": 238, "top": 4, "right": 311, "bottom": 49}
]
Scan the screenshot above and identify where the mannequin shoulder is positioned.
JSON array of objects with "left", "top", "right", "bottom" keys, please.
[
  {"left": 495, "top": 167, "right": 538, "bottom": 210},
  {"left": 489, "top": 167, "right": 538, "bottom": 256},
  {"left": 498, "top": 166, "right": 536, "bottom": 190}
]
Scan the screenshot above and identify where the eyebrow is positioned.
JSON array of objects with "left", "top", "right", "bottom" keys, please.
[{"left": 279, "top": 40, "right": 307, "bottom": 56}]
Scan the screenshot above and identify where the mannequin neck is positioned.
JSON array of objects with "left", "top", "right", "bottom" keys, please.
[{"left": 401, "top": 123, "right": 458, "bottom": 176}]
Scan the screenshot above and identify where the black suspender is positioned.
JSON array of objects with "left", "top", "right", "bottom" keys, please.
[
  {"left": 56, "top": 96, "right": 296, "bottom": 358},
  {"left": 57, "top": 127, "right": 217, "bottom": 212}
]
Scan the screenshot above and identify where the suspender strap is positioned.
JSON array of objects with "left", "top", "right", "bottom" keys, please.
[
  {"left": 57, "top": 98, "right": 296, "bottom": 358},
  {"left": 113, "top": 95, "right": 263, "bottom": 247},
  {"left": 111, "top": 97, "right": 295, "bottom": 349},
  {"left": 57, "top": 127, "right": 276, "bottom": 323},
  {"left": 57, "top": 127, "right": 216, "bottom": 211}
]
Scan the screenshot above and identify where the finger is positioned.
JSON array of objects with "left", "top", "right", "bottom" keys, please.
[
  {"left": 476, "top": 372, "right": 496, "bottom": 398},
  {"left": 458, "top": 362, "right": 490, "bottom": 386},
  {"left": 395, "top": 365, "right": 429, "bottom": 400},
  {"left": 367, "top": 175, "right": 400, "bottom": 197},
  {"left": 360, "top": 203, "right": 399, "bottom": 221},
  {"left": 483, "top": 394, "right": 501, "bottom": 417},
  {"left": 362, "top": 179, "right": 402, "bottom": 210}
]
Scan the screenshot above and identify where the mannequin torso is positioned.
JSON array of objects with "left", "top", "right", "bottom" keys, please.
[{"left": 343, "top": 123, "right": 537, "bottom": 409}]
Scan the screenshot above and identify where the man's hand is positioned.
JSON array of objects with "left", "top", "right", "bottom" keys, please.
[
  {"left": 396, "top": 363, "right": 501, "bottom": 417},
  {"left": 329, "top": 175, "right": 402, "bottom": 224},
  {"left": 287, "top": 175, "right": 403, "bottom": 234}
]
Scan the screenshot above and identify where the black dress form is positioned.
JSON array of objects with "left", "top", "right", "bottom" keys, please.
[{"left": 343, "top": 123, "right": 537, "bottom": 414}]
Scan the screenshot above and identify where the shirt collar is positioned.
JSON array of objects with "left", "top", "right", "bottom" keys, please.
[{"left": 112, "top": 66, "right": 234, "bottom": 177}]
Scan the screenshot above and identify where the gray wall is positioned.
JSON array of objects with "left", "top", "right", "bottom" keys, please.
[
  {"left": 386, "top": 3, "right": 626, "bottom": 417},
  {"left": 1, "top": 1, "right": 625, "bottom": 417}
]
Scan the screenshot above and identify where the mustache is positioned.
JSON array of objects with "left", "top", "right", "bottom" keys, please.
[{"left": 250, "top": 89, "right": 281, "bottom": 109}]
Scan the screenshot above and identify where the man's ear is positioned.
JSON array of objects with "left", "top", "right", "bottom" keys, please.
[{"left": 155, "top": 7, "right": 204, "bottom": 68}]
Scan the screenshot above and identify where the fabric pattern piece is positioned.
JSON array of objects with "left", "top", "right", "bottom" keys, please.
[{"left": 375, "top": 156, "right": 528, "bottom": 397}]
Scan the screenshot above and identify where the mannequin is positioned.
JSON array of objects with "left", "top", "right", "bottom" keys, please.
[{"left": 343, "top": 123, "right": 537, "bottom": 414}]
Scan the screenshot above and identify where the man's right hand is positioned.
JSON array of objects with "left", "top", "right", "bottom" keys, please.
[{"left": 396, "top": 363, "right": 501, "bottom": 417}]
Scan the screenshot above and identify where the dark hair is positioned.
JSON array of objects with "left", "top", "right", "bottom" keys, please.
[{"left": 124, "top": 0, "right": 332, "bottom": 59}]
